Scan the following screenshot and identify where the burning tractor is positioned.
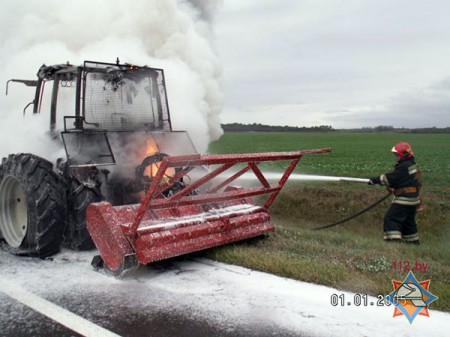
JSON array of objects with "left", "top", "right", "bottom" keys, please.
[{"left": 0, "top": 59, "right": 329, "bottom": 275}]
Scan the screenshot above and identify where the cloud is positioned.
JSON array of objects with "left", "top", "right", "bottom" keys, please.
[
  {"left": 216, "top": 1, "right": 450, "bottom": 128},
  {"left": 221, "top": 75, "right": 450, "bottom": 129},
  {"left": 382, "top": 79, "right": 450, "bottom": 127},
  {"left": 0, "top": 0, "right": 224, "bottom": 159},
  {"left": 323, "top": 77, "right": 450, "bottom": 128}
]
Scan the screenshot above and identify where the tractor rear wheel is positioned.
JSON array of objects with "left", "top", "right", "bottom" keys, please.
[{"left": 0, "top": 154, "right": 66, "bottom": 257}]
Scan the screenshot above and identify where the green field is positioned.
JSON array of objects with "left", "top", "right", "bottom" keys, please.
[
  {"left": 207, "top": 131, "right": 450, "bottom": 311},
  {"left": 208, "top": 132, "right": 450, "bottom": 190}
]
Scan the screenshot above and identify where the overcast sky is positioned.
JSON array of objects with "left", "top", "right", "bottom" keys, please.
[{"left": 214, "top": 1, "right": 450, "bottom": 129}]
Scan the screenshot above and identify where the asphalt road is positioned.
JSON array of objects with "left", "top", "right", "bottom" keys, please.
[
  {"left": 1, "top": 248, "right": 449, "bottom": 337},
  {"left": 0, "top": 250, "right": 307, "bottom": 337}
]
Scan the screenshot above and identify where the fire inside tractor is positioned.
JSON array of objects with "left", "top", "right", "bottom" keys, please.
[{"left": 0, "top": 60, "right": 330, "bottom": 276}]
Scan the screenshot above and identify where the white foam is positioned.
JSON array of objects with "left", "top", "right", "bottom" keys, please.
[
  {"left": 0, "top": 277, "right": 120, "bottom": 337},
  {"left": 138, "top": 203, "right": 261, "bottom": 232},
  {"left": 0, "top": 250, "right": 448, "bottom": 336}
]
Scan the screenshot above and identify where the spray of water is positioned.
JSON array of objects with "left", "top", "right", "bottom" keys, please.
[
  {"left": 0, "top": 0, "right": 223, "bottom": 161},
  {"left": 232, "top": 172, "right": 370, "bottom": 184}
]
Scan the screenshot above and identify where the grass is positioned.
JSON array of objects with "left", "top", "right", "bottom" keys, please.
[
  {"left": 208, "top": 132, "right": 450, "bottom": 192},
  {"left": 206, "top": 131, "right": 450, "bottom": 312}
]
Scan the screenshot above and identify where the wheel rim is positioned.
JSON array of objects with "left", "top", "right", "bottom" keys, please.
[{"left": 0, "top": 175, "right": 28, "bottom": 248}]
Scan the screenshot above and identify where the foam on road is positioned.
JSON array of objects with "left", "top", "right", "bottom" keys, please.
[{"left": 0, "top": 249, "right": 449, "bottom": 336}]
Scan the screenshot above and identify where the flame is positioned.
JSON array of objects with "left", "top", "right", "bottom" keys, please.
[
  {"left": 144, "top": 137, "right": 159, "bottom": 177},
  {"left": 150, "top": 162, "right": 163, "bottom": 178},
  {"left": 145, "top": 137, "right": 159, "bottom": 156},
  {"left": 143, "top": 137, "right": 175, "bottom": 180}
]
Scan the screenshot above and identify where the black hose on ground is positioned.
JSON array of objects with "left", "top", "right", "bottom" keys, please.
[{"left": 312, "top": 192, "right": 392, "bottom": 230}]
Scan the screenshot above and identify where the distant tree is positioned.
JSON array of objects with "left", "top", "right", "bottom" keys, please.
[
  {"left": 374, "top": 125, "right": 394, "bottom": 131},
  {"left": 221, "top": 123, "right": 336, "bottom": 132}
]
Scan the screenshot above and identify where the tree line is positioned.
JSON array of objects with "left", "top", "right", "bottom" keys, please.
[
  {"left": 221, "top": 123, "right": 450, "bottom": 134},
  {"left": 221, "top": 123, "right": 335, "bottom": 132}
]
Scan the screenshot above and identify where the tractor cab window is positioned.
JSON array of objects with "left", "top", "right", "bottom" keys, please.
[
  {"left": 37, "top": 75, "right": 77, "bottom": 133},
  {"left": 83, "top": 65, "right": 171, "bottom": 132}
]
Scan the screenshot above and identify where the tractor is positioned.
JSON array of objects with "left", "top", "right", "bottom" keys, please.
[{"left": 0, "top": 59, "right": 329, "bottom": 275}]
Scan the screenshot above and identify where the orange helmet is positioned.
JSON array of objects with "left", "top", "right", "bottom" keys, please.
[{"left": 391, "top": 142, "right": 414, "bottom": 160}]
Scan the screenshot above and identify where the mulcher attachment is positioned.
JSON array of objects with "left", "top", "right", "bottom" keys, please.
[{"left": 86, "top": 149, "right": 330, "bottom": 273}]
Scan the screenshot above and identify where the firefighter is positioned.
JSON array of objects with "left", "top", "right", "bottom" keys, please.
[{"left": 368, "top": 142, "right": 421, "bottom": 244}]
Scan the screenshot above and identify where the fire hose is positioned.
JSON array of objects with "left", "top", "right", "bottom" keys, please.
[
  {"left": 312, "top": 192, "right": 392, "bottom": 230},
  {"left": 236, "top": 173, "right": 393, "bottom": 231},
  {"left": 310, "top": 176, "right": 392, "bottom": 230}
]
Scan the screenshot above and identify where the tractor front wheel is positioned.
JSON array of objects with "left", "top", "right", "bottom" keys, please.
[
  {"left": 64, "top": 180, "right": 102, "bottom": 250},
  {"left": 0, "top": 154, "right": 66, "bottom": 257}
]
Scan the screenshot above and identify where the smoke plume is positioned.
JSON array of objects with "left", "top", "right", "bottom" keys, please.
[{"left": 0, "top": 0, "right": 223, "bottom": 159}]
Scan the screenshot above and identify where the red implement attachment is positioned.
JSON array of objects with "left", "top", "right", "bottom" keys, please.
[{"left": 86, "top": 149, "right": 330, "bottom": 273}]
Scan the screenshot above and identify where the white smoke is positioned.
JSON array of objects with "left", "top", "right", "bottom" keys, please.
[{"left": 0, "top": 0, "right": 223, "bottom": 159}]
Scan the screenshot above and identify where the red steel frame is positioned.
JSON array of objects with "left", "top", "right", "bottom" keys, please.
[
  {"left": 129, "top": 149, "right": 330, "bottom": 234},
  {"left": 86, "top": 149, "right": 331, "bottom": 271}
]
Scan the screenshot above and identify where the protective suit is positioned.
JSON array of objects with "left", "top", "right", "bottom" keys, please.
[{"left": 369, "top": 142, "right": 421, "bottom": 244}]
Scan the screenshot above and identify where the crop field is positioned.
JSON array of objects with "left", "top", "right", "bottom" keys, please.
[
  {"left": 207, "top": 131, "right": 450, "bottom": 311},
  {"left": 208, "top": 132, "right": 450, "bottom": 190}
]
